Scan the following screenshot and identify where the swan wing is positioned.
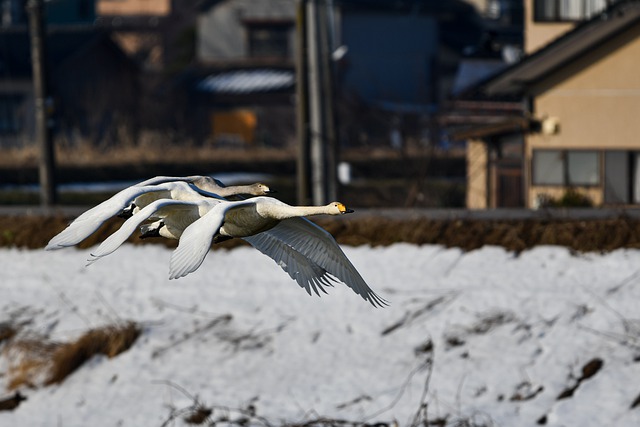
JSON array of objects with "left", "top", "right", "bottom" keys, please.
[
  {"left": 169, "top": 200, "right": 254, "bottom": 280},
  {"left": 134, "top": 175, "right": 203, "bottom": 186},
  {"left": 135, "top": 176, "right": 227, "bottom": 200},
  {"left": 245, "top": 217, "right": 388, "bottom": 307},
  {"left": 243, "top": 231, "right": 337, "bottom": 297},
  {"left": 45, "top": 184, "right": 171, "bottom": 250},
  {"left": 186, "top": 182, "right": 227, "bottom": 200},
  {"left": 87, "top": 199, "right": 200, "bottom": 264}
]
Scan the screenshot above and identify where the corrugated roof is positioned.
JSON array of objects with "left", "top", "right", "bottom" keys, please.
[{"left": 198, "top": 69, "right": 295, "bottom": 94}]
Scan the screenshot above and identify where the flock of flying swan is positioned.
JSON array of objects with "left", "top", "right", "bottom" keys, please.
[{"left": 46, "top": 175, "right": 387, "bottom": 307}]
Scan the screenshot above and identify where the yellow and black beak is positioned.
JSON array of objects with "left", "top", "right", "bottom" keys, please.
[{"left": 338, "top": 203, "right": 354, "bottom": 214}]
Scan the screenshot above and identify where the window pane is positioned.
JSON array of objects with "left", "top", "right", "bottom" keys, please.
[
  {"left": 248, "top": 25, "right": 290, "bottom": 58},
  {"left": 567, "top": 151, "right": 599, "bottom": 185},
  {"left": 585, "top": 0, "right": 607, "bottom": 18},
  {"left": 534, "top": 0, "right": 557, "bottom": 21},
  {"left": 533, "top": 150, "right": 564, "bottom": 185},
  {"left": 535, "top": 0, "right": 608, "bottom": 21},
  {"left": 633, "top": 152, "right": 640, "bottom": 203},
  {"left": 560, "top": 0, "right": 581, "bottom": 20},
  {"left": 604, "top": 151, "right": 629, "bottom": 204}
]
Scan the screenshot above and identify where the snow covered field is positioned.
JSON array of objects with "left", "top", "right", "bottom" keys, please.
[{"left": 1, "top": 243, "right": 640, "bottom": 426}]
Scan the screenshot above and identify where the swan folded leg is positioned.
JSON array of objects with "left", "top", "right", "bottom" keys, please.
[
  {"left": 118, "top": 203, "right": 137, "bottom": 219},
  {"left": 139, "top": 220, "right": 164, "bottom": 239}
]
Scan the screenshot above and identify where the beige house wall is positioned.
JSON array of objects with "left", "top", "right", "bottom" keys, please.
[
  {"left": 466, "top": 139, "right": 488, "bottom": 209},
  {"left": 525, "top": 24, "right": 640, "bottom": 207},
  {"left": 524, "top": 0, "right": 575, "bottom": 53},
  {"left": 97, "top": 0, "right": 171, "bottom": 16}
]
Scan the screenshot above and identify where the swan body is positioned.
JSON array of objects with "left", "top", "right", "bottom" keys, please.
[
  {"left": 169, "top": 197, "right": 387, "bottom": 307},
  {"left": 85, "top": 196, "right": 387, "bottom": 307},
  {"left": 45, "top": 177, "right": 272, "bottom": 250}
]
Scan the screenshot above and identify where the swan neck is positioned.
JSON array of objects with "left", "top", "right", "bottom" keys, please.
[{"left": 266, "top": 204, "right": 333, "bottom": 220}]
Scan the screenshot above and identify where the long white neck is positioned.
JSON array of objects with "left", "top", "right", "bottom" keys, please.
[
  {"left": 219, "top": 184, "right": 257, "bottom": 196},
  {"left": 260, "top": 203, "right": 338, "bottom": 220}
]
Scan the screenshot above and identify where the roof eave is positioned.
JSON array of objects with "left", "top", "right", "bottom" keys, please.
[{"left": 476, "top": 1, "right": 640, "bottom": 97}]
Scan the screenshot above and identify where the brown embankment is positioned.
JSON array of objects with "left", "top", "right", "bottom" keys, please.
[{"left": 3, "top": 212, "right": 640, "bottom": 253}]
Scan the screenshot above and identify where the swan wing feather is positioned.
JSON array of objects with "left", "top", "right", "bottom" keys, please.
[
  {"left": 45, "top": 184, "right": 171, "bottom": 250},
  {"left": 245, "top": 217, "right": 387, "bottom": 307},
  {"left": 134, "top": 175, "right": 202, "bottom": 186},
  {"left": 87, "top": 199, "right": 199, "bottom": 264},
  {"left": 169, "top": 200, "right": 254, "bottom": 280},
  {"left": 243, "top": 232, "right": 336, "bottom": 297}
]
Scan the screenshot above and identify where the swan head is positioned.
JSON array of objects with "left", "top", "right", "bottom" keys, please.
[
  {"left": 250, "top": 183, "right": 276, "bottom": 196},
  {"left": 330, "top": 202, "right": 354, "bottom": 215}
]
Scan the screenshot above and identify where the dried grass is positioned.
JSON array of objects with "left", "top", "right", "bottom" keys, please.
[
  {"left": 5, "top": 213, "right": 640, "bottom": 254},
  {"left": 4, "top": 338, "right": 59, "bottom": 390},
  {"left": 0, "top": 323, "right": 17, "bottom": 344},
  {"left": 46, "top": 322, "right": 141, "bottom": 385},
  {"left": 4, "top": 322, "right": 141, "bottom": 390},
  {"left": 0, "top": 142, "right": 295, "bottom": 169}
]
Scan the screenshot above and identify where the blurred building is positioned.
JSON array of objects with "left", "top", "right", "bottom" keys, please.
[
  {"left": 0, "top": 16, "right": 138, "bottom": 148},
  {"left": 187, "top": 0, "right": 297, "bottom": 147},
  {"left": 180, "top": 0, "right": 489, "bottom": 150},
  {"left": 454, "top": 0, "right": 640, "bottom": 209},
  {"left": 95, "top": 0, "right": 198, "bottom": 72}
]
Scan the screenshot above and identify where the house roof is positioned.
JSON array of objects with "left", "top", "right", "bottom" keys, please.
[
  {"left": 197, "top": 69, "right": 295, "bottom": 94},
  {"left": 474, "top": 0, "right": 640, "bottom": 96}
]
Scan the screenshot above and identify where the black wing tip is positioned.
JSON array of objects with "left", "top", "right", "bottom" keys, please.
[{"left": 367, "top": 293, "right": 390, "bottom": 308}]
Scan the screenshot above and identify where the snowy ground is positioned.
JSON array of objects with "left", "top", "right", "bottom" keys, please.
[{"left": 1, "top": 243, "right": 640, "bottom": 426}]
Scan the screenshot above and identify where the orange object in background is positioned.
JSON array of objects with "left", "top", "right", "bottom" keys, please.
[{"left": 211, "top": 110, "right": 257, "bottom": 146}]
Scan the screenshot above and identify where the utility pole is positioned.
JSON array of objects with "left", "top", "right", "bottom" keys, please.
[
  {"left": 306, "top": 0, "right": 326, "bottom": 205},
  {"left": 317, "top": 0, "right": 337, "bottom": 202},
  {"left": 295, "top": 0, "right": 311, "bottom": 205},
  {"left": 296, "top": 0, "right": 337, "bottom": 206},
  {"left": 27, "top": 0, "right": 57, "bottom": 206}
]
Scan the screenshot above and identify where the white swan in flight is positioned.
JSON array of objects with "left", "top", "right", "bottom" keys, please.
[
  {"left": 45, "top": 176, "right": 273, "bottom": 250},
  {"left": 120, "top": 175, "right": 273, "bottom": 217},
  {"left": 85, "top": 196, "right": 387, "bottom": 307}
]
